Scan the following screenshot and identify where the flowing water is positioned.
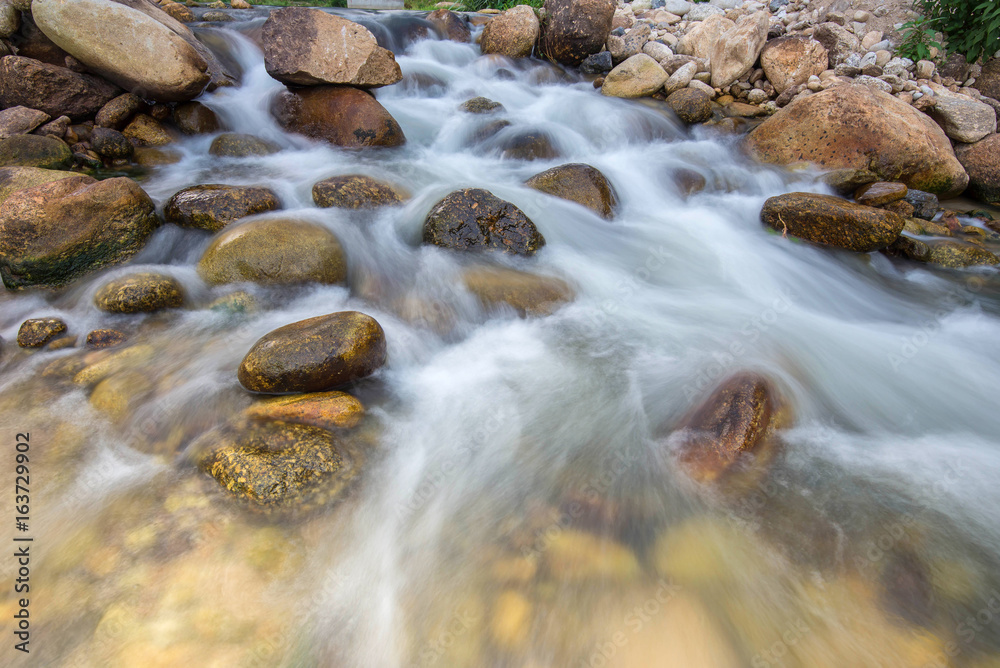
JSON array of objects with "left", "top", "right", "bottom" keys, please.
[{"left": 3, "top": 9, "right": 1000, "bottom": 668}]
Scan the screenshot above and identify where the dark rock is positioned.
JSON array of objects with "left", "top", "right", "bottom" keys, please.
[
  {"left": 173, "top": 101, "right": 221, "bottom": 134},
  {"left": 0, "top": 56, "right": 121, "bottom": 121},
  {"left": 91, "top": 127, "right": 135, "bottom": 161},
  {"left": 208, "top": 133, "right": 279, "bottom": 158},
  {"left": 667, "top": 88, "right": 712, "bottom": 123},
  {"left": 16, "top": 317, "right": 67, "bottom": 347},
  {"left": 495, "top": 129, "right": 560, "bottom": 161},
  {"left": 197, "top": 217, "right": 347, "bottom": 286},
  {"left": 238, "top": 311, "right": 387, "bottom": 394},
  {"left": 539, "top": 0, "right": 615, "bottom": 65},
  {"left": 0, "top": 134, "right": 72, "bottom": 169},
  {"left": 761, "top": 192, "right": 905, "bottom": 252},
  {"left": 94, "top": 272, "right": 185, "bottom": 313},
  {"left": 904, "top": 189, "right": 939, "bottom": 221},
  {"left": 580, "top": 51, "right": 613, "bottom": 75},
  {"left": 164, "top": 184, "right": 281, "bottom": 232},
  {"left": 524, "top": 163, "right": 618, "bottom": 219},
  {"left": 312, "top": 175, "right": 404, "bottom": 209},
  {"left": 95, "top": 93, "right": 143, "bottom": 130},
  {"left": 956, "top": 134, "right": 1000, "bottom": 206},
  {"left": 427, "top": 9, "right": 471, "bottom": 43},
  {"left": 86, "top": 329, "right": 128, "bottom": 348},
  {"left": 271, "top": 86, "right": 405, "bottom": 149},
  {"left": 423, "top": 188, "right": 545, "bottom": 256}
]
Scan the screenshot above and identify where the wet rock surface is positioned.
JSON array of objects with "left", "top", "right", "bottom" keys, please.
[{"left": 423, "top": 188, "right": 545, "bottom": 256}]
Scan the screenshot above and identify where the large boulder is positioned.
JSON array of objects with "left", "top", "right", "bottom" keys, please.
[
  {"left": 31, "top": 0, "right": 211, "bottom": 102},
  {"left": 423, "top": 188, "right": 545, "bottom": 256},
  {"left": 925, "top": 85, "right": 997, "bottom": 144},
  {"left": 164, "top": 184, "right": 281, "bottom": 231},
  {"left": 761, "top": 192, "right": 905, "bottom": 252},
  {"left": 0, "top": 134, "right": 72, "bottom": 169},
  {"left": 312, "top": 175, "right": 405, "bottom": 209},
  {"left": 0, "top": 166, "right": 78, "bottom": 206},
  {"left": 197, "top": 217, "right": 347, "bottom": 286},
  {"left": 538, "top": 0, "right": 615, "bottom": 66},
  {"left": 760, "top": 36, "right": 828, "bottom": 95},
  {"left": 480, "top": 5, "right": 539, "bottom": 59},
  {"left": 0, "top": 56, "right": 121, "bottom": 121},
  {"left": 94, "top": 271, "right": 185, "bottom": 313},
  {"left": 978, "top": 57, "right": 1000, "bottom": 101},
  {"left": 272, "top": 86, "right": 405, "bottom": 149},
  {"left": 744, "top": 84, "right": 969, "bottom": 198},
  {"left": 672, "top": 372, "right": 789, "bottom": 485},
  {"left": 0, "top": 176, "right": 158, "bottom": 288},
  {"left": 813, "top": 22, "right": 860, "bottom": 67},
  {"left": 710, "top": 11, "right": 769, "bottom": 89},
  {"left": 261, "top": 8, "right": 401, "bottom": 88},
  {"left": 238, "top": 311, "right": 387, "bottom": 394},
  {"left": 197, "top": 420, "right": 364, "bottom": 512},
  {"left": 956, "top": 134, "right": 1000, "bottom": 205},
  {"left": 601, "top": 53, "right": 667, "bottom": 98},
  {"left": 524, "top": 163, "right": 618, "bottom": 219},
  {"left": 427, "top": 9, "right": 470, "bottom": 43},
  {"left": 675, "top": 14, "right": 733, "bottom": 61}
]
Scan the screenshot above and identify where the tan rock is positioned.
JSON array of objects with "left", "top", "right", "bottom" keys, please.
[
  {"left": 710, "top": 11, "right": 769, "bottom": 88},
  {"left": 760, "top": 35, "right": 828, "bottom": 95},
  {"left": 261, "top": 8, "right": 401, "bottom": 88},
  {"left": 675, "top": 13, "right": 733, "bottom": 61},
  {"left": 245, "top": 391, "right": 364, "bottom": 431},
  {"left": 0, "top": 106, "right": 50, "bottom": 140},
  {"left": 480, "top": 5, "right": 539, "bottom": 59},
  {"left": 462, "top": 265, "right": 573, "bottom": 317},
  {"left": 601, "top": 53, "right": 667, "bottom": 98}
]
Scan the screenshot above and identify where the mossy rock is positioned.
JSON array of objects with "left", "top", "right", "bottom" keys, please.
[
  {"left": 0, "top": 134, "right": 72, "bottom": 169},
  {"left": 94, "top": 272, "right": 185, "bottom": 313},
  {"left": 423, "top": 188, "right": 545, "bottom": 256},
  {"left": 197, "top": 421, "right": 365, "bottom": 512},
  {"left": 173, "top": 101, "right": 221, "bottom": 135},
  {"left": 0, "top": 166, "right": 79, "bottom": 206},
  {"left": 312, "top": 175, "right": 405, "bottom": 209},
  {"left": 86, "top": 329, "right": 127, "bottom": 348},
  {"left": 462, "top": 265, "right": 573, "bottom": 317},
  {"left": 761, "top": 192, "right": 904, "bottom": 252},
  {"left": 524, "top": 163, "right": 618, "bottom": 219},
  {"left": 16, "top": 317, "right": 67, "bottom": 347},
  {"left": 164, "top": 184, "right": 281, "bottom": 232},
  {"left": 925, "top": 239, "right": 999, "bottom": 268},
  {"left": 238, "top": 311, "right": 387, "bottom": 394},
  {"left": 197, "top": 218, "right": 347, "bottom": 286},
  {"left": 208, "top": 133, "right": 280, "bottom": 158},
  {"left": 460, "top": 96, "right": 505, "bottom": 114}
]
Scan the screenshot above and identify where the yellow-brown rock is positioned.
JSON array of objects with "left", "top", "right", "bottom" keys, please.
[
  {"left": 524, "top": 162, "right": 618, "bottom": 219},
  {"left": 462, "top": 265, "right": 573, "bottom": 317},
  {"left": 244, "top": 391, "right": 364, "bottom": 430},
  {"left": 312, "top": 174, "right": 405, "bottom": 209}
]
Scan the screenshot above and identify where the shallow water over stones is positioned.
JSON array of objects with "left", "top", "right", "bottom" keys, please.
[{"left": 3, "top": 9, "right": 1000, "bottom": 668}]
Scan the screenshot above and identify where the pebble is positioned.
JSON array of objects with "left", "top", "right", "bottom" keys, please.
[
  {"left": 854, "top": 10, "right": 870, "bottom": 21},
  {"left": 869, "top": 39, "right": 891, "bottom": 52}
]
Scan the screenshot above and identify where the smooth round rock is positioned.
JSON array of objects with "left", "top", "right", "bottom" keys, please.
[
  {"left": 854, "top": 181, "right": 907, "bottom": 207},
  {"left": 197, "top": 218, "right": 347, "bottom": 286},
  {"left": 238, "top": 311, "right": 387, "bottom": 394},
  {"left": 94, "top": 272, "right": 185, "bottom": 313},
  {"left": 524, "top": 163, "right": 618, "bottom": 219},
  {"left": 209, "top": 133, "right": 279, "bottom": 158},
  {"left": 312, "top": 175, "right": 404, "bottom": 209},
  {"left": 271, "top": 86, "right": 405, "bottom": 149},
  {"left": 423, "top": 188, "right": 545, "bottom": 256},
  {"left": 761, "top": 192, "right": 905, "bottom": 252},
  {"left": 667, "top": 88, "right": 712, "bottom": 124},
  {"left": 164, "top": 184, "right": 281, "bottom": 232},
  {"left": 90, "top": 127, "right": 134, "bottom": 160}
]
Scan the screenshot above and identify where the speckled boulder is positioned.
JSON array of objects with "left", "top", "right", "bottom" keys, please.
[
  {"left": 238, "top": 311, "right": 387, "bottom": 393},
  {"left": 524, "top": 163, "right": 618, "bottom": 219},
  {"left": 0, "top": 134, "right": 72, "bottom": 169},
  {"left": 423, "top": 188, "right": 545, "bottom": 256},
  {"left": 94, "top": 272, "right": 185, "bottom": 313},
  {"left": 761, "top": 192, "right": 904, "bottom": 252},
  {"left": 16, "top": 317, "right": 66, "bottom": 347},
  {"left": 164, "top": 184, "right": 281, "bottom": 231},
  {"left": 197, "top": 217, "right": 347, "bottom": 286},
  {"left": 312, "top": 175, "right": 404, "bottom": 209}
]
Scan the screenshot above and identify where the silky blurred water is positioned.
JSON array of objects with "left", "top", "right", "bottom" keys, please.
[{"left": 2, "top": 10, "right": 1000, "bottom": 668}]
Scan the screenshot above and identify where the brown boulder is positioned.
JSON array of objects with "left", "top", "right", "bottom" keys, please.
[
  {"left": 744, "top": 84, "right": 969, "bottom": 198},
  {"left": 673, "top": 372, "right": 789, "bottom": 485},
  {"left": 480, "top": 5, "right": 539, "bottom": 59},
  {"left": 0, "top": 134, "right": 72, "bottom": 170},
  {"left": 95, "top": 93, "right": 143, "bottom": 130},
  {"left": 675, "top": 14, "right": 733, "bottom": 61},
  {"left": 94, "top": 271, "right": 185, "bottom": 313},
  {"left": 312, "top": 175, "right": 405, "bottom": 209},
  {"left": 197, "top": 217, "right": 347, "bottom": 286},
  {"left": 272, "top": 86, "right": 405, "bottom": 149},
  {"left": 854, "top": 181, "right": 907, "bottom": 207},
  {"left": 761, "top": 192, "right": 904, "bottom": 252},
  {"left": 709, "top": 11, "right": 769, "bottom": 89},
  {"left": 0, "top": 176, "right": 158, "bottom": 288},
  {"left": 122, "top": 113, "right": 173, "bottom": 147},
  {"left": 238, "top": 311, "right": 387, "bottom": 394},
  {"left": 0, "top": 56, "right": 121, "bottom": 121},
  {"left": 423, "top": 188, "right": 545, "bottom": 256},
  {"left": 978, "top": 58, "right": 1000, "bottom": 102},
  {"left": 164, "top": 184, "right": 281, "bottom": 231},
  {"left": 524, "top": 163, "right": 618, "bottom": 219},
  {"left": 427, "top": 9, "right": 470, "bottom": 43},
  {"left": 760, "top": 36, "right": 828, "bottom": 95},
  {"left": 17, "top": 317, "right": 67, "bottom": 347},
  {"left": 0, "top": 106, "right": 50, "bottom": 140},
  {"left": 956, "top": 134, "right": 1000, "bottom": 205},
  {"left": 538, "top": 0, "right": 615, "bottom": 66},
  {"left": 667, "top": 88, "right": 712, "bottom": 124},
  {"left": 813, "top": 21, "right": 859, "bottom": 67},
  {"left": 261, "top": 8, "right": 401, "bottom": 88}
]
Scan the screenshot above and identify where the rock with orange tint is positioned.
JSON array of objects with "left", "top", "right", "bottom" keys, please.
[
  {"left": 245, "top": 391, "right": 364, "bottom": 431},
  {"left": 672, "top": 371, "right": 789, "bottom": 485},
  {"left": 271, "top": 85, "right": 405, "bottom": 148}
]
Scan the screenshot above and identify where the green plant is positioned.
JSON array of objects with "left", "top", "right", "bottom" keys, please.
[
  {"left": 914, "top": 0, "right": 1000, "bottom": 63},
  {"left": 461, "top": 0, "right": 542, "bottom": 10},
  {"left": 896, "top": 16, "right": 942, "bottom": 62}
]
